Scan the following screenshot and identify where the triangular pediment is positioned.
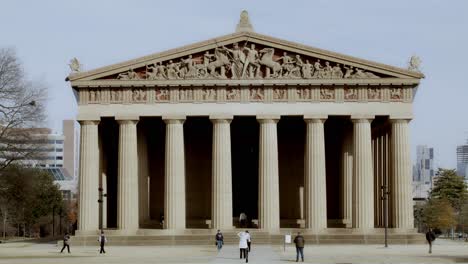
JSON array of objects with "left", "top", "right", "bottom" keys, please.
[{"left": 67, "top": 31, "right": 423, "bottom": 83}]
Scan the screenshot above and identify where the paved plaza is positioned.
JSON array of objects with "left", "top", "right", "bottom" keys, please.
[{"left": 1, "top": 239, "right": 468, "bottom": 264}]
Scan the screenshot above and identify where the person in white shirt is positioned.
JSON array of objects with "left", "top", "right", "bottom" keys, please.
[{"left": 238, "top": 230, "right": 250, "bottom": 263}]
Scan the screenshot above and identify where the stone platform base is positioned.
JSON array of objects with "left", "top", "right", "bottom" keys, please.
[{"left": 70, "top": 228, "right": 425, "bottom": 246}]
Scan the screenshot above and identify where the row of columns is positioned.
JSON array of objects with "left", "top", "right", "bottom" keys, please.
[{"left": 78, "top": 115, "right": 414, "bottom": 234}]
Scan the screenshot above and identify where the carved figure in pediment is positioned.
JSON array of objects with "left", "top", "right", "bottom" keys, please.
[
  {"left": 297, "top": 88, "right": 311, "bottom": 99},
  {"left": 344, "top": 88, "right": 358, "bottom": 100},
  {"left": 226, "top": 88, "right": 240, "bottom": 101},
  {"left": 273, "top": 88, "right": 287, "bottom": 100},
  {"left": 343, "top": 65, "right": 354, "bottom": 79},
  {"left": 322, "top": 61, "right": 333, "bottom": 79},
  {"left": 368, "top": 88, "right": 381, "bottom": 100},
  {"left": 242, "top": 43, "right": 261, "bottom": 78},
  {"left": 202, "top": 89, "right": 216, "bottom": 101},
  {"left": 302, "top": 60, "right": 313, "bottom": 79},
  {"left": 312, "top": 60, "right": 324, "bottom": 78},
  {"left": 222, "top": 43, "right": 245, "bottom": 79},
  {"left": 390, "top": 88, "right": 402, "bottom": 100},
  {"left": 259, "top": 48, "right": 281, "bottom": 78},
  {"left": 250, "top": 88, "right": 264, "bottom": 100},
  {"left": 155, "top": 89, "right": 169, "bottom": 101},
  {"left": 166, "top": 60, "right": 181, "bottom": 80},
  {"left": 208, "top": 48, "right": 230, "bottom": 79},
  {"left": 320, "top": 88, "right": 334, "bottom": 100},
  {"left": 278, "top": 52, "right": 295, "bottom": 78},
  {"left": 118, "top": 68, "right": 140, "bottom": 80},
  {"left": 180, "top": 55, "right": 198, "bottom": 79},
  {"left": 332, "top": 63, "right": 344, "bottom": 78},
  {"left": 351, "top": 68, "right": 379, "bottom": 79},
  {"left": 147, "top": 62, "right": 167, "bottom": 80}
]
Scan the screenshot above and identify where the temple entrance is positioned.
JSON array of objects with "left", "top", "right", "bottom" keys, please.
[{"left": 231, "top": 117, "right": 259, "bottom": 227}]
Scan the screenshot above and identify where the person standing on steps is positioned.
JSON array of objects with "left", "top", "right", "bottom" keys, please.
[
  {"left": 238, "top": 230, "right": 249, "bottom": 263},
  {"left": 426, "top": 228, "right": 436, "bottom": 254},
  {"left": 293, "top": 232, "right": 305, "bottom": 262},
  {"left": 215, "top": 230, "right": 224, "bottom": 252},
  {"left": 246, "top": 230, "right": 251, "bottom": 252},
  {"left": 60, "top": 233, "right": 71, "bottom": 253},
  {"left": 98, "top": 230, "right": 107, "bottom": 254}
]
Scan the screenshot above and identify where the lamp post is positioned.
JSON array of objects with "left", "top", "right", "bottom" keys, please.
[{"left": 381, "top": 185, "right": 390, "bottom": 248}]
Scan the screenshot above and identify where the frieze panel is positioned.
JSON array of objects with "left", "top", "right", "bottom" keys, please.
[
  {"left": 155, "top": 88, "right": 170, "bottom": 102},
  {"left": 368, "top": 88, "right": 381, "bottom": 101},
  {"left": 296, "top": 87, "right": 312, "bottom": 101},
  {"left": 250, "top": 88, "right": 264, "bottom": 101},
  {"left": 102, "top": 41, "right": 388, "bottom": 81},
  {"left": 344, "top": 88, "right": 358, "bottom": 101},
  {"left": 320, "top": 88, "right": 335, "bottom": 100},
  {"left": 226, "top": 88, "right": 241, "bottom": 101},
  {"left": 132, "top": 88, "right": 147, "bottom": 103},
  {"left": 273, "top": 88, "right": 287, "bottom": 101},
  {"left": 390, "top": 88, "right": 403, "bottom": 101}
]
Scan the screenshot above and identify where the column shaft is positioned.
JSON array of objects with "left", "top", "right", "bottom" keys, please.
[
  {"left": 352, "top": 118, "right": 374, "bottom": 229},
  {"left": 304, "top": 118, "right": 327, "bottom": 231},
  {"left": 117, "top": 120, "right": 139, "bottom": 232},
  {"left": 164, "top": 119, "right": 186, "bottom": 230},
  {"left": 138, "top": 129, "right": 150, "bottom": 223},
  {"left": 211, "top": 118, "right": 233, "bottom": 230},
  {"left": 341, "top": 130, "right": 353, "bottom": 228},
  {"left": 390, "top": 120, "right": 413, "bottom": 229},
  {"left": 258, "top": 118, "right": 280, "bottom": 231},
  {"left": 78, "top": 121, "right": 100, "bottom": 232}
]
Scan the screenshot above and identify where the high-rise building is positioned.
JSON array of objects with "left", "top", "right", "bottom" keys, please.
[
  {"left": 457, "top": 139, "right": 468, "bottom": 178},
  {"left": 412, "top": 145, "right": 435, "bottom": 199}
]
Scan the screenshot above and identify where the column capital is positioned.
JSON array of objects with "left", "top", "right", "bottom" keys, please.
[
  {"left": 210, "top": 114, "right": 233, "bottom": 122},
  {"left": 389, "top": 118, "right": 412, "bottom": 124},
  {"left": 79, "top": 120, "right": 100, "bottom": 126},
  {"left": 115, "top": 115, "right": 140, "bottom": 121},
  {"left": 351, "top": 114, "right": 374, "bottom": 123},
  {"left": 304, "top": 114, "right": 328, "bottom": 120},
  {"left": 162, "top": 115, "right": 186, "bottom": 124},
  {"left": 77, "top": 113, "right": 100, "bottom": 123},
  {"left": 257, "top": 115, "right": 280, "bottom": 123},
  {"left": 116, "top": 120, "right": 138, "bottom": 125}
]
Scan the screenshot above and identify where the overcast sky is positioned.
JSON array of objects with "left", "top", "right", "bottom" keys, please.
[{"left": 1, "top": 0, "right": 467, "bottom": 169}]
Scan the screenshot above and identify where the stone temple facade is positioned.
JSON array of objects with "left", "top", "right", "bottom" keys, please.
[{"left": 67, "top": 11, "right": 424, "bottom": 242}]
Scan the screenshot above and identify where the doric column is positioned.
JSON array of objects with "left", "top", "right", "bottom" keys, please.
[
  {"left": 257, "top": 116, "right": 280, "bottom": 231},
  {"left": 390, "top": 119, "right": 413, "bottom": 229},
  {"left": 117, "top": 117, "right": 139, "bottom": 233},
  {"left": 341, "top": 128, "right": 353, "bottom": 228},
  {"left": 78, "top": 120, "right": 100, "bottom": 233},
  {"left": 138, "top": 128, "right": 150, "bottom": 224},
  {"left": 210, "top": 115, "right": 233, "bottom": 230},
  {"left": 163, "top": 116, "right": 186, "bottom": 230},
  {"left": 352, "top": 116, "right": 374, "bottom": 230},
  {"left": 304, "top": 115, "right": 328, "bottom": 232}
]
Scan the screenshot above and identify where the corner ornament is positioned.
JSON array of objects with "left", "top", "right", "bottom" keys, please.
[
  {"left": 408, "top": 55, "right": 422, "bottom": 72},
  {"left": 69, "top": 57, "right": 82, "bottom": 73}
]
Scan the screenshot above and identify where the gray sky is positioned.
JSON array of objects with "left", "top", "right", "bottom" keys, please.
[{"left": 2, "top": 0, "right": 467, "bottom": 169}]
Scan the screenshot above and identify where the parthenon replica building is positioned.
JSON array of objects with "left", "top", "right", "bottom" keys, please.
[{"left": 67, "top": 11, "right": 424, "bottom": 243}]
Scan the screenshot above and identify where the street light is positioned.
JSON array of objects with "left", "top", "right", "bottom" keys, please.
[{"left": 381, "top": 185, "right": 390, "bottom": 248}]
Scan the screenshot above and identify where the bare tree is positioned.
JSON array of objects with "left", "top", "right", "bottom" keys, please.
[{"left": 0, "top": 48, "right": 47, "bottom": 171}]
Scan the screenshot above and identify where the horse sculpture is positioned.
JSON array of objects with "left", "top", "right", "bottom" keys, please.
[
  {"left": 259, "top": 48, "right": 282, "bottom": 78},
  {"left": 207, "top": 48, "right": 230, "bottom": 78}
]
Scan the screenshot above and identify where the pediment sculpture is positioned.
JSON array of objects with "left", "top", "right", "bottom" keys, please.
[{"left": 110, "top": 42, "right": 383, "bottom": 81}]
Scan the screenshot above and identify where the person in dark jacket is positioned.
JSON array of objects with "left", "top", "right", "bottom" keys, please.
[
  {"left": 426, "top": 228, "right": 436, "bottom": 254},
  {"left": 293, "top": 232, "right": 305, "bottom": 262},
  {"left": 98, "top": 230, "right": 107, "bottom": 254},
  {"left": 215, "top": 230, "right": 224, "bottom": 252},
  {"left": 60, "top": 233, "right": 71, "bottom": 253}
]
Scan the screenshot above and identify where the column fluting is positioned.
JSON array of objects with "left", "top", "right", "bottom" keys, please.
[
  {"left": 138, "top": 129, "right": 150, "bottom": 224},
  {"left": 78, "top": 120, "right": 100, "bottom": 233},
  {"left": 117, "top": 119, "right": 139, "bottom": 233},
  {"left": 352, "top": 118, "right": 374, "bottom": 230},
  {"left": 390, "top": 119, "right": 414, "bottom": 229},
  {"left": 341, "top": 129, "right": 353, "bottom": 228},
  {"left": 258, "top": 117, "right": 280, "bottom": 231},
  {"left": 164, "top": 118, "right": 186, "bottom": 230},
  {"left": 211, "top": 117, "right": 233, "bottom": 230},
  {"left": 304, "top": 117, "right": 328, "bottom": 232}
]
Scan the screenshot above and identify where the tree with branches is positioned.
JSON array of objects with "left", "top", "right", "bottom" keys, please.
[{"left": 0, "top": 48, "right": 46, "bottom": 171}]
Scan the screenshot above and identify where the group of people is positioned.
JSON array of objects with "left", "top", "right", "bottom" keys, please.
[
  {"left": 59, "top": 230, "right": 107, "bottom": 254},
  {"left": 215, "top": 229, "right": 306, "bottom": 263}
]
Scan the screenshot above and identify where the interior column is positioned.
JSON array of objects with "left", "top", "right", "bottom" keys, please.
[
  {"left": 257, "top": 116, "right": 280, "bottom": 231},
  {"left": 390, "top": 119, "right": 413, "bottom": 229},
  {"left": 138, "top": 128, "right": 150, "bottom": 224},
  {"left": 163, "top": 116, "right": 186, "bottom": 230},
  {"left": 78, "top": 120, "right": 100, "bottom": 234},
  {"left": 304, "top": 115, "right": 328, "bottom": 232},
  {"left": 341, "top": 128, "right": 353, "bottom": 228},
  {"left": 211, "top": 115, "right": 233, "bottom": 230},
  {"left": 117, "top": 117, "right": 140, "bottom": 233},
  {"left": 352, "top": 116, "right": 374, "bottom": 230}
]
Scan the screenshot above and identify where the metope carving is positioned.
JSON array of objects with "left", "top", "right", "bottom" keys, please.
[
  {"left": 344, "top": 88, "right": 358, "bottom": 100},
  {"left": 296, "top": 88, "right": 311, "bottom": 100},
  {"left": 368, "top": 88, "right": 381, "bottom": 100},
  {"left": 202, "top": 88, "right": 217, "bottom": 101},
  {"left": 250, "top": 88, "right": 264, "bottom": 101},
  {"left": 273, "top": 88, "right": 287, "bottom": 100},
  {"left": 320, "top": 88, "right": 335, "bottom": 100},
  {"left": 155, "top": 88, "right": 169, "bottom": 101},
  {"left": 390, "top": 88, "right": 402, "bottom": 100},
  {"left": 109, "top": 42, "right": 385, "bottom": 81},
  {"left": 226, "top": 88, "right": 241, "bottom": 101},
  {"left": 132, "top": 89, "right": 147, "bottom": 102}
]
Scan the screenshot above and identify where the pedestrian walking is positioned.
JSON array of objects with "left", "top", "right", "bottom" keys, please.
[
  {"left": 98, "top": 230, "right": 107, "bottom": 254},
  {"left": 426, "top": 228, "right": 436, "bottom": 254},
  {"left": 238, "top": 230, "right": 250, "bottom": 263},
  {"left": 215, "top": 230, "right": 224, "bottom": 252},
  {"left": 246, "top": 230, "right": 251, "bottom": 252},
  {"left": 293, "top": 232, "right": 305, "bottom": 262},
  {"left": 60, "top": 233, "right": 71, "bottom": 253}
]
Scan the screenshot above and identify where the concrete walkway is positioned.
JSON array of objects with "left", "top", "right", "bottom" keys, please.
[{"left": 1, "top": 239, "right": 468, "bottom": 263}]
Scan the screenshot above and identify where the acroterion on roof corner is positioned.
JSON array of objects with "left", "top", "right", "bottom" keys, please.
[{"left": 235, "top": 10, "right": 254, "bottom": 33}]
